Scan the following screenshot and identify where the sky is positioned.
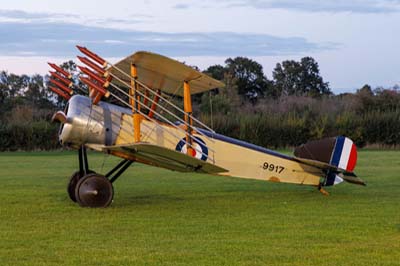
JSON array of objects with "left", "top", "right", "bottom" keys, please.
[{"left": 0, "top": 0, "right": 399, "bottom": 93}]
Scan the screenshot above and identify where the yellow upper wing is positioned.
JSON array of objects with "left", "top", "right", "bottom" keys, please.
[{"left": 108, "top": 51, "right": 225, "bottom": 96}]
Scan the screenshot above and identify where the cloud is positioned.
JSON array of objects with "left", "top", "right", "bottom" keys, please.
[
  {"left": 216, "top": 0, "right": 400, "bottom": 13},
  {"left": 173, "top": 3, "right": 191, "bottom": 9},
  {"left": 0, "top": 9, "right": 79, "bottom": 19},
  {"left": 0, "top": 20, "right": 333, "bottom": 58},
  {"left": 0, "top": 9, "right": 146, "bottom": 27}
]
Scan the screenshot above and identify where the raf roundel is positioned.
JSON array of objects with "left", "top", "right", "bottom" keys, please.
[{"left": 175, "top": 137, "right": 208, "bottom": 161}]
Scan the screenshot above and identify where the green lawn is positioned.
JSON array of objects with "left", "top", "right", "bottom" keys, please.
[{"left": 0, "top": 150, "right": 399, "bottom": 266}]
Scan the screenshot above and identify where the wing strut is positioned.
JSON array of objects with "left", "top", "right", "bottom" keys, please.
[
  {"left": 184, "top": 81, "right": 194, "bottom": 156},
  {"left": 131, "top": 63, "right": 141, "bottom": 143}
]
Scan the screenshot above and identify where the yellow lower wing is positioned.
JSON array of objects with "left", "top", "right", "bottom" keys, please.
[{"left": 103, "top": 143, "right": 228, "bottom": 174}]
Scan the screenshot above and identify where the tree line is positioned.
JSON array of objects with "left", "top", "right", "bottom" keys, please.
[
  {"left": 204, "top": 56, "right": 330, "bottom": 101},
  {"left": 0, "top": 56, "right": 399, "bottom": 151}
]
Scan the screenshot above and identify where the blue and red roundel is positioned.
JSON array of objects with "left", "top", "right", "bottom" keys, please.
[
  {"left": 330, "top": 136, "right": 357, "bottom": 172},
  {"left": 175, "top": 137, "right": 208, "bottom": 161}
]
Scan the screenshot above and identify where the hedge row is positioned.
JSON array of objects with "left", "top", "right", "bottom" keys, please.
[
  {"left": 200, "top": 110, "right": 400, "bottom": 148},
  {"left": 0, "top": 110, "right": 399, "bottom": 151},
  {"left": 0, "top": 121, "right": 59, "bottom": 151}
]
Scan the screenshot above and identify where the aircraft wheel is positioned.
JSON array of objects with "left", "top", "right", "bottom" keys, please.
[
  {"left": 75, "top": 173, "right": 114, "bottom": 208},
  {"left": 67, "top": 170, "right": 94, "bottom": 202}
]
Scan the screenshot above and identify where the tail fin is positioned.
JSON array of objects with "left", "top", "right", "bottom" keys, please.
[
  {"left": 295, "top": 136, "right": 364, "bottom": 186},
  {"left": 294, "top": 136, "right": 357, "bottom": 172}
]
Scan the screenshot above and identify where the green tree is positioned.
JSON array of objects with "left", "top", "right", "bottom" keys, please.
[
  {"left": 204, "top": 64, "right": 225, "bottom": 81},
  {"left": 225, "top": 57, "right": 273, "bottom": 99},
  {"left": 0, "top": 71, "right": 30, "bottom": 116},
  {"left": 26, "top": 74, "right": 54, "bottom": 108},
  {"left": 355, "top": 84, "right": 374, "bottom": 112},
  {"left": 0, "top": 71, "right": 9, "bottom": 104},
  {"left": 273, "top": 57, "right": 330, "bottom": 97},
  {"left": 0, "top": 72, "right": 29, "bottom": 98}
]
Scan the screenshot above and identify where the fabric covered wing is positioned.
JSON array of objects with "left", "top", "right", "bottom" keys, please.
[
  {"left": 103, "top": 143, "right": 228, "bottom": 174},
  {"left": 108, "top": 51, "right": 225, "bottom": 96}
]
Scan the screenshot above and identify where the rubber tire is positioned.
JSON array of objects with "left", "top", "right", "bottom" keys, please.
[
  {"left": 67, "top": 170, "right": 94, "bottom": 202},
  {"left": 75, "top": 173, "right": 114, "bottom": 208}
]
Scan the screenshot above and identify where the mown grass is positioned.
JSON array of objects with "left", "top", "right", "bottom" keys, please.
[{"left": 0, "top": 150, "right": 399, "bottom": 266}]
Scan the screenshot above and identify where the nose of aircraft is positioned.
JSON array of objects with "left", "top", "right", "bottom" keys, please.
[
  {"left": 52, "top": 95, "right": 108, "bottom": 147},
  {"left": 52, "top": 95, "right": 126, "bottom": 148},
  {"left": 52, "top": 111, "right": 71, "bottom": 124}
]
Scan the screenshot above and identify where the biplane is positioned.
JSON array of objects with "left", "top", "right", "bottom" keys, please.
[{"left": 48, "top": 46, "right": 366, "bottom": 208}]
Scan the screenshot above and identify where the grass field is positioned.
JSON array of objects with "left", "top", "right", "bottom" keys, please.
[{"left": 0, "top": 150, "right": 399, "bottom": 266}]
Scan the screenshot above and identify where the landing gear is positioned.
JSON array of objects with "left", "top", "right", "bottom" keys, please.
[
  {"left": 318, "top": 183, "right": 330, "bottom": 196},
  {"left": 67, "top": 145, "right": 133, "bottom": 207},
  {"left": 68, "top": 171, "right": 82, "bottom": 202},
  {"left": 67, "top": 146, "right": 93, "bottom": 202},
  {"left": 67, "top": 170, "right": 94, "bottom": 202},
  {"left": 75, "top": 173, "right": 114, "bottom": 207}
]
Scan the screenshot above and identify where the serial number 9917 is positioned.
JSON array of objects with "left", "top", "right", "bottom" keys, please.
[{"left": 263, "top": 162, "right": 285, "bottom": 174}]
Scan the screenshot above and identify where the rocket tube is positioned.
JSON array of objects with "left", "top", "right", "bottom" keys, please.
[
  {"left": 49, "top": 86, "right": 71, "bottom": 100},
  {"left": 49, "top": 78, "right": 73, "bottom": 95},
  {"left": 78, "top": 66, "right": 109, "bottom": 88},
  {"left": 79, "top": 76, "right": 110, "bottom": 97},
  {"left": 48, "top": 63, "right": 72, "bottom": 79},
  {"left": 76, "top": 46, "right": 107, "bottom": 68},
  {"left": 77, "top": 56, "right": 107, "bottom": 77},
  {"left": 50, "top": 71, "right": 73, "bottom": 87}
]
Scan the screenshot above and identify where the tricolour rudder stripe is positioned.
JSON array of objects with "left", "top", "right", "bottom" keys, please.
[
  {"left": 330, "top": 136, "right": 357, "bottom": 172},
  {"left": 330, "top": 136, "right": 345, "bottom": 167},
  {"left": 346, "top": 142, "right": 357, "bottom": 172},
  {"left": 338, "top": 138, "right": 352, "bottom": 170}
]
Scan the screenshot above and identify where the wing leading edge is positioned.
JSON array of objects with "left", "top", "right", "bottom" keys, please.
[{"left": 108, "top": 51, "right": 225, "bottom": 96}]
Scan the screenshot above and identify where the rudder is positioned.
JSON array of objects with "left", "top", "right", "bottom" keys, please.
[{"left": 294, "top": 136, "right": 357, "bottom": 172}]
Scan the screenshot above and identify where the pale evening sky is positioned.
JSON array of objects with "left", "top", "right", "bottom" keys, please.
[{"left": 0, "top": 0, "right": 399, "bottom": 93}]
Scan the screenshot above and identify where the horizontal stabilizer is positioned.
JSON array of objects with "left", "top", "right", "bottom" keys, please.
[
  {"left": 341, "top": 175, "right": 366, "bottom": 186},
  {"left": 293, "top": 156, "right": 350, "bottom": 174},
  {"left": 295, "top": 136, "right": 365, "bottom": 186}
]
